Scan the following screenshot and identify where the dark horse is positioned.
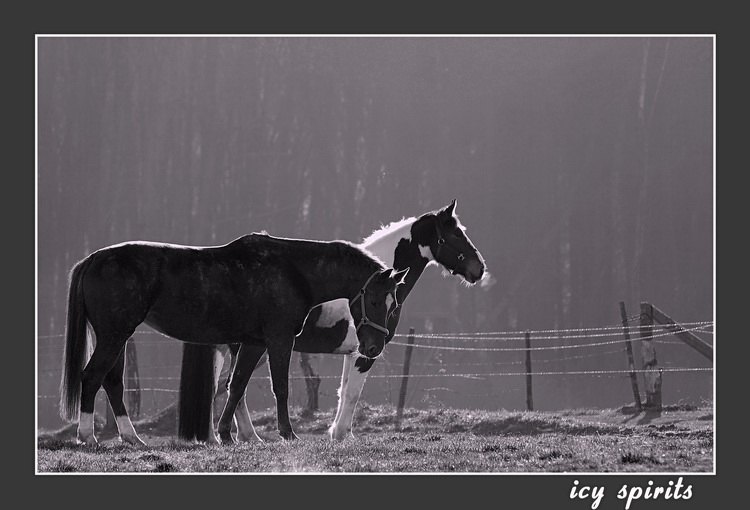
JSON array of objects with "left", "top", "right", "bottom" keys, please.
[
  {"left": 60, "top": 232, "right": 408, "bottom": 445},
  {"left": 178, "top": 200, "right": 486, "bottom": 443}
]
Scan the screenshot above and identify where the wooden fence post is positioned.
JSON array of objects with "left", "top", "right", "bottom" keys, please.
[
  {"left": 525, "top": 331, "right": 533, "bottom": 411},
  {"left": 619, "top": 302, "right": 642, "bottom": 412},
  {"left": 640, "top": 302, "right": 662, "bottom": 411},
  {"left": 396, "top": 327, "right": 415, "bottom": 421},
  {"left": 648, "top": 303, "right": 713, "bottom": 362}
]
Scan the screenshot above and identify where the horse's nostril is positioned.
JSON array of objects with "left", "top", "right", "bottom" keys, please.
[
  {"left": 367, "top": 345, "right": 380, "bottom": 358},
  {"left": 466, "top": 259, "right": 484, "bottom": 281}
]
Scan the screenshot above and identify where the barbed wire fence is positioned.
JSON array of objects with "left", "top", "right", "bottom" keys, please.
[{"left": 36, "top": 306, "right": 714, "bottom": 429}]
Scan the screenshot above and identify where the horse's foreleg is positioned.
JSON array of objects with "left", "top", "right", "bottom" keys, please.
[
  {"left": 329, "top": 355, "right": 372, "bottom": 441},
  {"left": 266, "top": 339, "right": 297, "bottom": 440},
  {"left": 102, "top": 347, "right": 145, "bottom": 446},
  {"left": 216, "top": 344, "right": 265, "bottom": 444},
  {"left": 328, "top": 354, "right": 352, "bottom": 439}
]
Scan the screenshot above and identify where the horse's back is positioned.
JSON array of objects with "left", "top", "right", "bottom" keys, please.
[{"left": 78, "top": 236, "right": 318, "bottom": 342}]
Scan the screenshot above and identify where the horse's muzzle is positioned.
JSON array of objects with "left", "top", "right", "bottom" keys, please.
[
  {"left": 464, "top": 258, "right": 485, "bottom": 284},
  {"left": 359, "top": 343, "right": 383, "bottom": 359}
]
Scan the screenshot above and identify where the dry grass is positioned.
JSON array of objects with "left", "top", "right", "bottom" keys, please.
[{"left": 36, "top": 403, "right": 713, "bottom": 473}]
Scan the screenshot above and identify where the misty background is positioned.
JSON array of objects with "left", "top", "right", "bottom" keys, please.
[{"left": 36, "top": 36, "right": 713, "bottom": 431}]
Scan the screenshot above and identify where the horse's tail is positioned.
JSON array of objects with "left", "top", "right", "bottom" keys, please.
[
  {"left": 178, "top": 343, "right": 218, "bottom": 442},
  {"left": 59, "top": 256, "right": 94, "bottom": 422}
]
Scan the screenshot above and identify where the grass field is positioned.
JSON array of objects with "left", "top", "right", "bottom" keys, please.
[{"left": 36, "top": 402, "right": 713, "bottom": 473}]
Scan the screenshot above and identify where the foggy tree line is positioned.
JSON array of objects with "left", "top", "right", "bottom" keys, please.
[{"left": 37, "top": 37, "right": 713, "bottom": 419}]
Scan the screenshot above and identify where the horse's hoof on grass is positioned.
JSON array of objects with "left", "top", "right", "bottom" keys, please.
[
  {"left": 218, "top": 433, "right": 236, "bottom": 445},
  {"left": 328, "top": 427, "right": 354, "bottom": 441},
  {"left": 120, "top": 435, "right": 147, "bottom": 447},
  {"left": 76, "top": 436, "right": 99, "bottom": 447},
  {"left": 237, "top": 433, "right": 265, "bottom": 443}
]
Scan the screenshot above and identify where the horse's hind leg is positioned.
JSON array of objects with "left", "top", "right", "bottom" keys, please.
[
  {"left": 77, "top": 334, "right": 130, "bottom": 446},
  {"left": 102, "top": 348, "right": 145, "bottom": 446},
  {"left": 233, "top": 349, "right": 266, "bottom": 442},
  {"left": 204, "top": 346, "right": 226, "bottom": 444},
  {"left": 217, "top": 344, "right": 266, "bottom": 444}
]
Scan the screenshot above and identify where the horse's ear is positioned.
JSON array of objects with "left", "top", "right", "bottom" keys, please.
[
  {"left": 391, "top": 267, "right": 410, "bottom": 286},
  {"left": 438, "top": 198, "right": 456, "bottom": 218},
  {"left": 444, "top": 199, "right": 457, "bottom": 217}
]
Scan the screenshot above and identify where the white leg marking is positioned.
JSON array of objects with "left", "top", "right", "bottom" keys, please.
[
  {"left": 329, "top": 355, "right": 352, "bottom": 439},
  {"left": 235, "top": 396, "right": 263, "bottom": 442},
  {"left": 115, "top": 415, "right": 146, "bottom": 446},
  {"left": 77, "top": 412, "right": 97, "bottom": 445},
  {"left": 206, "top": 347, "right": 225, "bottom": 444},
  {"left": 329, "top": 354, "right": 368, "bottom": 441}
]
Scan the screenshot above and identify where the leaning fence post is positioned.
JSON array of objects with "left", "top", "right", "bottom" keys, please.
[
  {"left": 525, "top": 330, "right": 533, "bottom": 411},
  {"left": 396, "top": 327, "right": 415, "bottom": 421},
  {"left": 619, "top": 302, "right": 642, "bottom": 412},
  {"left": 640, "top": 302, "right": 663, "bottom": 411}
]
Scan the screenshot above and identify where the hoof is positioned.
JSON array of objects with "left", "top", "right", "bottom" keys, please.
[
  {"left": 236, "top": 432, "right": 264, "bottom": 443},
  {"left": 120, "top": 434, "right": 147, "bottom": 447},
  {"left": 218, "top": 431, "right": 236, "bottom": 445},
  {"left": 329, "top": 427, "right": 353, "bottom": 441},
  {"left": 76, "top": 435, "right": 99, "bottom": 447}
]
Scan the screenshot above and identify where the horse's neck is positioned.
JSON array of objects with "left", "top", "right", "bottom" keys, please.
[
  {"left": 299, "top": 247, "right": 380, "bottom": 305},
  {"left": 393, "top": 248, "right": 428, "bottom": 304},
  {"left": 361, "top": 219, "right": 414, "bottom": 267},
  {"left": 237, "top": 235, "right": 378, "bottom": 305},
  {"left": 361, "top": 221, "right": 429, "bottom": 304}
]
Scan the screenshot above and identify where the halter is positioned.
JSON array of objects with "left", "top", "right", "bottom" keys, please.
[
  {"left": 434, "top": 217, "right": 466, "bottom": 271},
  {"left": 349, "top": 270, "right": 392, "bottom": 336}
]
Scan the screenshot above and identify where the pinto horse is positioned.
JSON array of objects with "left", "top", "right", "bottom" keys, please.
[
  {"left": 178, "top": 199, "right": 486, "bottom": 442},
  {"left": 59, "top": 232, "right": 408, "bottom": 445}
]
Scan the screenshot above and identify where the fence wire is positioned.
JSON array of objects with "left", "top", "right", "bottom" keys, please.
[{"left": 36, "top": 319, "right": 715, "bottom": 421}]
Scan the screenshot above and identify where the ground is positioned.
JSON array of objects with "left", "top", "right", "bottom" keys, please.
[{"left": 36, "top": 402, "right": 713, "bottom": 473}]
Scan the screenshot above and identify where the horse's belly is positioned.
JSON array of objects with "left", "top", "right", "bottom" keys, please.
[{"left": 143, "top": 309, "right": 255, "bottom": 344}]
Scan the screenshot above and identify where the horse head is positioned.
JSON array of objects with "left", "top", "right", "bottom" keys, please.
[
  {"left": 351, "top": 267, "right": 409, "bottom": 359},
  {"left": 429, "top": 199, "right": 486, "bottom": 284}
]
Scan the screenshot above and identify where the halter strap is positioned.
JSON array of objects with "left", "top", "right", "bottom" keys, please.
[
  {"left": 349, "top": 270, "right": 390, "bottom": 336},
  {"left": 434, "top": 217, "right": 466, "bottom": 263}
]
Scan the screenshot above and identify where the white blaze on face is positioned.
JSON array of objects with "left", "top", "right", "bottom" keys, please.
[{"left": 385, "top": 292, "right": 394, "bottom": 311}]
